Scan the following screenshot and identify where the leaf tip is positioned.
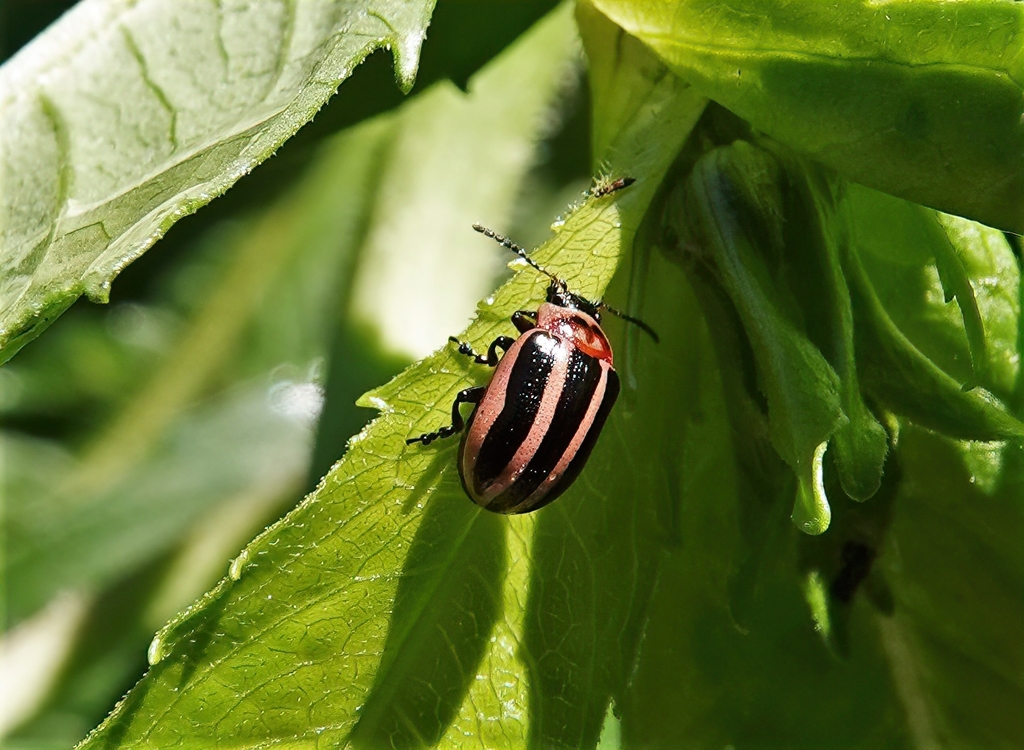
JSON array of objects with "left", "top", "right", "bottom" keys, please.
[
  {"left": 792, "top": 441, "right": 832, "bottom": 535},
  {"left": 391, "top": 29, "right": 427, "bottom": 94}
]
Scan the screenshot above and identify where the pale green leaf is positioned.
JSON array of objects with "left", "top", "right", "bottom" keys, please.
[{"left": 0, "top": 0, "right": 435, "bottom": 364}]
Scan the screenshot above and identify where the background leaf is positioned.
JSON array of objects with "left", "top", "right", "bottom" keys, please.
[
  {"left": 2, "top": 114, "right": 397, "bottom": 630},
  {"left": 0, "top": 0, "right": 435, "bottom": 364},
  {"left": 591, "top": 0, "right": 1024, "bottom": 232}
]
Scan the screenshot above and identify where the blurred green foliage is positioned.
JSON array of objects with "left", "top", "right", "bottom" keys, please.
[{"left": 0, "top": 1, "right": 1020, "bottom": 749}]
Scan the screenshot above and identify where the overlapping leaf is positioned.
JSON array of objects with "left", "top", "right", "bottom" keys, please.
[
  {"left": 842, "top": 184, "right": 1024, "bottom": 441},
  {"left": 592, "top": 0, "right": 1024, "bottom": 232}
]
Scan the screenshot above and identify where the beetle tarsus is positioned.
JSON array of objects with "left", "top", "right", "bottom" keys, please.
[
  {"left": 449, "top": 336, "right": 480, "bottom": 360},
  {"left": 450, "top": 336, "right": 514, "bottom": 366},
  {"left": 483, "top": 337, "right": 514, "bottom": 365},
  {"left": 405, "top": 386, "right": 486, "bottom": 446}
]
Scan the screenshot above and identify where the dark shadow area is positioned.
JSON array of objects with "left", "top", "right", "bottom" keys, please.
[
  {"left": 348, "top": 474, "right": 507, "bottom": 749},
  {"left": 0, "top": 0, "right": 77, "bottom": 62}
]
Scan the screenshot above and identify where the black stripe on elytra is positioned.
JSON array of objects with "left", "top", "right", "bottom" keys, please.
[
  {"left": 497, "top": 347, "right": 605, "bottom": 510},
  {"left": 474, "top": 330, "right": 558, "bottom": 488},
  {"left": 522, "top": 368, "right": 620, "bottom": 513}
]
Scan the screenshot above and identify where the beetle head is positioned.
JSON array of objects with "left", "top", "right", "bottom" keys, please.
[
  {"left": 472, "top": 223, "right": 658, "bottom": 343},
  {"left": 545, "top": 279, "right": 601, "bottom": 319}
]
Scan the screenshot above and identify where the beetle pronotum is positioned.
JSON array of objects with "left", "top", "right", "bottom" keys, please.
[{"left": 407, "top": 182, "right": 656, "bottom": 514}]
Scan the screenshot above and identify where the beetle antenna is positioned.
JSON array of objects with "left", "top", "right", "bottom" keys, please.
[
  {"left": 598, "top": 302, "right": 660, "bottom": 343},
  {"left": 472, "top": 224, "right": 563, "bottom": 286},
  {"left": 473, "top": 223, "right": 656, "bottom": 342}
]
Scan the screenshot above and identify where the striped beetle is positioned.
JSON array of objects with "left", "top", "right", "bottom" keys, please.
[{"left": 407, "top": 209, "right": 657, "bottom": 514}]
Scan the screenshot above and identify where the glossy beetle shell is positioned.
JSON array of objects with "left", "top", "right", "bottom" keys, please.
[{"left": 458, "top": 303, "right": 620, "bottom": 514}]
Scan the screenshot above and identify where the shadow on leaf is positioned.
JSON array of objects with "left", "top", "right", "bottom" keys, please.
[{"left": 348, "top": 468, "right": 506, "bottom": 749}]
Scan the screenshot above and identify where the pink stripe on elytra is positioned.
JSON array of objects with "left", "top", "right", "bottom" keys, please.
[
  {"left": 460, "top": 336, "right": 531, "bottom": 496},
  {"left": 481, "top": 338, "right": 569, "bottom": 505},
  {"left": 512, "top": 361, "right": 609, "bottom": 512}
]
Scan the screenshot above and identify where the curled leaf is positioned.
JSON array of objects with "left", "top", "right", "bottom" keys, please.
[
  {"left": 840, "top": 186, "right": 1024, "bottom": 441},
  {"left": 670, "top": 141, "right": 846, "bottom": 532}
]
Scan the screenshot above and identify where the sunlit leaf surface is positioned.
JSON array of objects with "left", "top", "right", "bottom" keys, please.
[{"left": 0, "top": 0, "right": 436, "bottom": 363}]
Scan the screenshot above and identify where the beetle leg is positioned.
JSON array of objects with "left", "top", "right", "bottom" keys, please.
[
  {"left": 449, "top": 336, "right": 483, "bottom": 361},
  {"left": 406, "top": 386, "right": 486, "bottom": 446},
  {"left": 449, "top": 336, "right": 514, "bottom": 366},
  {"left": 511, "top": 310, "right": 537, "bottom": 333},
  {"left": 483, "top": 336, "right": 515, "bottom": 365}
]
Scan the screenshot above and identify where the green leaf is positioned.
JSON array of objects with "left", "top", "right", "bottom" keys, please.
[
  {"left": 344, "top": 498, "right": 508, "bottom": 748},
  {"left": 935, "top": 213, "right": 1021, "bottom": 400},
  {"left": 848, "top": 255, "right": 1024, "bottom": 441},
  {"left": 613, "top": 408, "right": 905, "bottom": 749},
  {"left": 615, "top": 423, "right": 1023, "bottom": 748},
  {"left": 577, "top": 0, "right": 705, "bottom": 165},
  {"left": 591, "top": 0, "right": 1024, "bottom": 232},
  {"left": 877, "top": 427, "right": 1024, "bottom": 747},
  {"left": 7, "top": 5, "right": 1019, "bottom": 748},
  {"left": 0, "top": 0, "right": 436, "bottom": 364},
  {"left": 841, "top": 184, "right": 1024, "bottom": 441},
  {"left": 5, "top": 383, "right": 315, "bottom": 627},
  {"left": 0, "top": 304, "right": 169, "bottom": 431},
  {"left": 74, "top": 7, "right": 712, "bottom": 747},
  {"left": 766, "top": 153, "right": 889, "bottom": 502},
  {"left": 671, "top": 141, "right": 846, "bottom": 534},
  {"left": 931, "top": 225, "right": 989, "bottom": 388},
  {"left": 522, "top": 247, "right": 705, "bottom": 747},
  {"left": 2, "top": 107, "right": 400, "bottom": 735}
]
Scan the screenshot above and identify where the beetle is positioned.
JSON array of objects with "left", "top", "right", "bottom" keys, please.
[{"left": 406, "top": 208, "right": 657, "bottom": 514}]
